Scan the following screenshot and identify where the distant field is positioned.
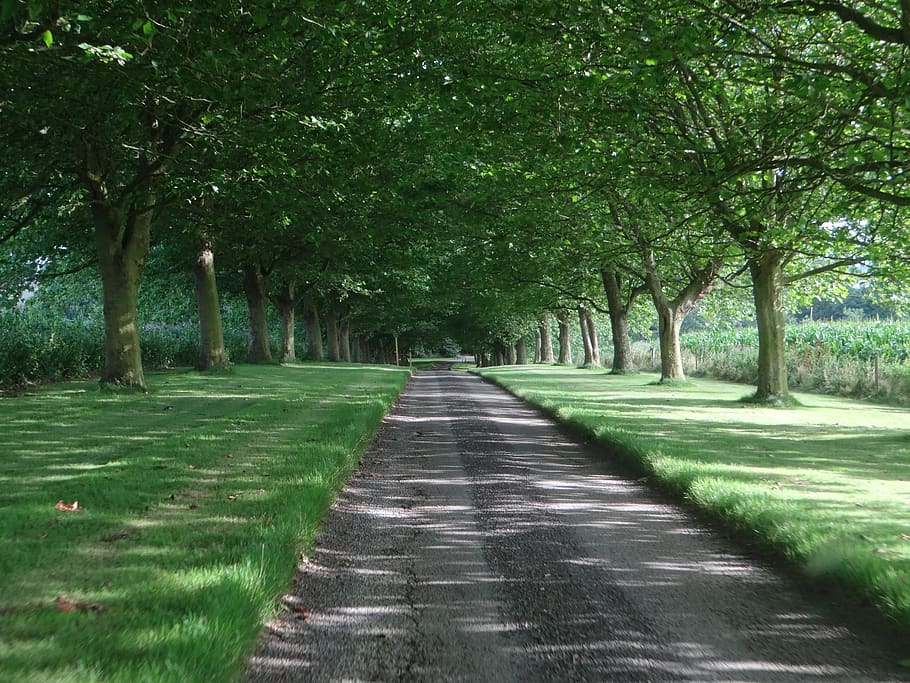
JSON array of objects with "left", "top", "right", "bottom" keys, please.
[{"left": 476, "top": 365, "right": 910, "bottom": 630}]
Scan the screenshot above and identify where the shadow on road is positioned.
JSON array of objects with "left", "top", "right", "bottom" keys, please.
[{"left": 247, "top": 371, "right": 908, "bottom": 682}]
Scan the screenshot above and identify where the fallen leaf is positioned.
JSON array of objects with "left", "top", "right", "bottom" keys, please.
[
  {"left": 55, "top": 595, "right": 106, "bottom": 613},
  {"left": 55, "top": 500, "right": 80, "bottom": 512},
  {"left": 282, "top": 594, "right": 310, "bottom": 619},
  {"left": 188, "top": 504, "right": 199, "bottom": 510},
  {"left": 900, "top": 534, "right": 910, "bottom": 541},
  {"left": 224, "top": 453, "right": 233, "bottom": 459}
]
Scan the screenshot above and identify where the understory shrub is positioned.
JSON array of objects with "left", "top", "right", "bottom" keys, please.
[{"left": 0, "top": 309, "right": 103, "bottom": 386}]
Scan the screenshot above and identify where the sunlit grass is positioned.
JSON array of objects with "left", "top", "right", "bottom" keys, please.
[
  {"left": 476, "top": 365, "right": 910, "bottom": 629},
  {"left": 0, "top": 362, "right": 410, "bottom": 682}
]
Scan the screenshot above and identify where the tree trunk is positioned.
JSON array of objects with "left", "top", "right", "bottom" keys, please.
[
  {"left": 516, "top": 337, "right": 528, "bottom": 364},
  {"left": 750, "top": 251, "right": 789, "bottom": 401},
  {"left": 94, "top": 203, "right": 151, "bottom": 389},
  {"left": 302, "top": 298, "right": 323, "bottom": 360},
  {"left": 640, "top": 241, "right": 720, "bottom": 383},
  {"left": 80, "top": 111, "right": 183, "bottom": 390},
  {"left": 326, "top": 305, "right": 341, "bottom": 361},
  {"left": 557, "top": 309, "right": 573, "bottom": 364},
  {"left": 242, "top": 263, "right": 271, "bottom": 363},
  {"left": 193, "top": 246, "right": 228, "bottom": 370},
  {"left": 493, "top": 342, "right": 505, "bottom": 367},
  {"left": 579, "top": 307, "right": 596, "bottom": 366},
  {"left": 271, "top": 281, "right": 297, "bottom": 362},
  {"left": 506, "top": 342, "right": 518, "bottom": 365},
  {"left": 539, "top": 313, "right": 555, "bottom": 362},
  {"left": 534, "top": 330, "right": 542, "bottom": 363},
  {"left": 654, "top": 304, "right": 686, "bottom": 382},
  {"left": 585, "top": 308, "right": 601, "bottom": 366},
  {"left": 601, "top": 270, "right": 639, "bottom": 374},
  {"left": 339, "top": 320, "right": 351, "bottom": 362}
]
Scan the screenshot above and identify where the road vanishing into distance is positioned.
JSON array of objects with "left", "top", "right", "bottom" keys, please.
[{"left": 246, "top": 367, "right": 908, "bottom": 682}]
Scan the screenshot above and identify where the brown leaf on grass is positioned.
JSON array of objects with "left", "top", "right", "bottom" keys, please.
[
  {"left": 54, "top": 500, "right": 80, "bottom": 512},
  {"left": 188, "top": 504, "right": 199, "bottom": 510},
  {"left": 901, "top": 534, "right": 910, "bottom": 541},
  {"left": 55, "top": 595, "right": 106, "bottom": 613}
]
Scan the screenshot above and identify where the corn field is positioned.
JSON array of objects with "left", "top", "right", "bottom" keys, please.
[{"left": 634, "top": 320, "right": 910, "bottom": 403}]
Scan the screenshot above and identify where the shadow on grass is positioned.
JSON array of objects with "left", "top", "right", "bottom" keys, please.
[
  {"left": 477, "top": 366, "right": 910, "bottom": 629},
  {"left": 0, "top": 363, "right": 410, "bottom": 682}
]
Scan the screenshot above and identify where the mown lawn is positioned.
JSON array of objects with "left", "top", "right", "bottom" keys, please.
[
  {"left": 0, "top": 363, "right": 410, "bottom": 683},
  {"left": 475, "top": 365, "right": 910, "bottom": 630}
]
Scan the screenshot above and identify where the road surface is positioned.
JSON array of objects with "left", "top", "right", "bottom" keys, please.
[{"left": 246, "top": 368, "right": 908, "bottom": 682}]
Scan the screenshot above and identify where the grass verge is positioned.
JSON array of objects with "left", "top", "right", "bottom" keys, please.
[
  {"left": 0, "top": 362, "right": 410, "bottom": 682},
  {"left": 474, "top": 365, "right": 910, "bottom": 630}
]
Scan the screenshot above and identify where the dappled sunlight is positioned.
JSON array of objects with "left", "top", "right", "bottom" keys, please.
[
  {"left": 0, "top": 363, "right": 412, "bottom": 682},
  {"left": 249, "top": 369, "right": 905, "bottom": 681}
]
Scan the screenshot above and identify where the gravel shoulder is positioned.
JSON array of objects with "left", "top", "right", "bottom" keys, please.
[{"left": 245, "top": 369, "right": 909, "bottom": 682}]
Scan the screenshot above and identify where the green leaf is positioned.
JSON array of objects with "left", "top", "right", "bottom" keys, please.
[
  {"left": 40, "top": 30, "right": 52, "bottom": 47},
  {"left": 142, "top": 20, "right": 154, "bottom": 37}
]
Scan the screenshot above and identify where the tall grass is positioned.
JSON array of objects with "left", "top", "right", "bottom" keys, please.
[{"left": 0, "top": 363, "right": 411, "bottom": 682}]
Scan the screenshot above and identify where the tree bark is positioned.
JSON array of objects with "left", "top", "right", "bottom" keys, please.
[
  {"left": 601, "top": 270, "right": 642, "bottom": 374},
  {"left": 339, "top": 320, "right": 351, "bottom": 362},
  {"left": 271, "top": 281, "right": 298, "bottom": 362},
  {"left": 641, "top": 245, "right": 720, "bottom": 383},
  {"left": 302, "top": 297, "right": 323, "bottom": 361},
  {"left": 586, "top": 308, "right": 601, "bottom": 366},
  {"left": 539, "top": 313, "right": 555, "bottom": 362},
  {"left": 95, "top": 209, "right": 148, "bottom": 388},
  {"left": 193, "top": 246, "right": 228, "bottom": 370},
  {"left": 534, "top": 330, "right": 542, "bottom": 363},
  {"left": 242, "top": 263, "right": 271, "bottom": 363},
  {"left": 579, "top": 307, "right": 596, "bottom": 366},
  {"left": 516, "top": 337, "right": 528, "bottom": 364},
  {"left": 326, "top": 304, "right": 341, "bottom": 361},
  {"left": 557, "top": 309, "right": 573, "bottom": 364},
  {"left": 750, "top": 251, "right": 789, "bottom": 400},
  {"left": 79, "top": 107, "right": 184, "bottom": 390},
  {"left": 493, "top": 342, "right": 505, "bottom": 367}
]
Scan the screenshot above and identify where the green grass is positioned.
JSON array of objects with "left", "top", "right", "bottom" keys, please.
[
  {"left": 475, "top": 365, "right": 910, "bottom": 630},
  {"left": 0, "top": 362, "right": 410, "bottom": 682}
]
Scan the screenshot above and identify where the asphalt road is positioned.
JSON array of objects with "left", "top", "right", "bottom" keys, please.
[{"left": 245, "top": 368, "right": 909, "bottom": 682}]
